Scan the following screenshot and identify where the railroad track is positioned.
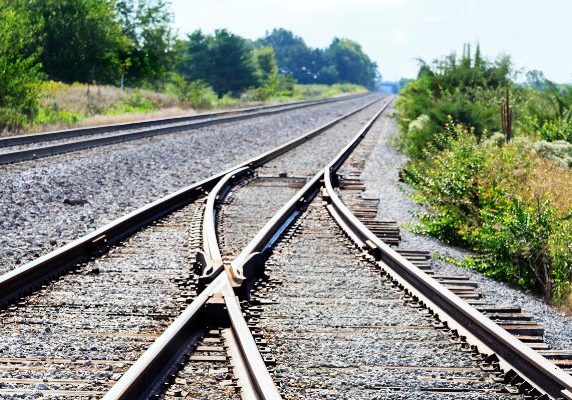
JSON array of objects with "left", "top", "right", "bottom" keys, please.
[
  {"left": 0, "top": 94, "right": 366, "bottom": 165},
  {"left": 2, "top": 95, "right": 572, "bottom": 399},
  {"left": 0, "top": 96, "right": 386, "bottom": 398}
]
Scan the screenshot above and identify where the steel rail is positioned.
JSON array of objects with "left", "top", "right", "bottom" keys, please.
[
  {"left": 102, "top": 264, "right": 282, "bottom": 400},
  {"left": 220, "top": 278, "right": 282, "bottom": 400},
  {"left": 230, "top": 98, "right": 392, "bottom": 284},
  {"left": 197, "top": 166, "right": 252, "bottom": 284},
  {"left": 0, "top": 96, "right": 382, "bottom": 308},
  {"left": 230, "top": 172, "right": 322, "bottom": 284},
  {"left": 103, "top": 98, "right": 393, "bottom": 400},
  {"left": 0, "top": 94, "right": 363, "bottom": 148},
  {"left": 0, "top": 94, "right": 367, "bottom": 164},
  {"left": 101, "top": 273, "right": 227, "bottom": 400},
  {"left": 322, "top": 141, "right": 572, "bottom": 398}
]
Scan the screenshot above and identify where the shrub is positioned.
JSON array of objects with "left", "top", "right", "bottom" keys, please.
[
  {"left": 0, "top": 108, "right": 28, "bottom": 132},
  {"left": 34, "top": 107, "right": 84, "bottom": 126},
  {"left": 0, "top": 4, "right": 43, "bottom": 131},
  {"left": 105, "top": 93, "right": 156, "bottom": 115},
  {"left": 537, "top": 110, "right": 572, "bottom": 142},
  {"left": 184, "top": 81, "right": 218, "bottom": 109},
  {"left": 403, "top": 126, "right": 572, "bottom": 304}
]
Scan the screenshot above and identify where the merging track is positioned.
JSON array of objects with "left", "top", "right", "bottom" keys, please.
[
  {"left": 2, "top": 95, "right": 572, "bottom": 400},
  {"left": 0, "top": 96, "right": 385, "bottom": 398}
]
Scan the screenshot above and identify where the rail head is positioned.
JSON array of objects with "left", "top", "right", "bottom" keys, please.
[
  {"left": 230, "top": 97, "right": 393, "bottom": 285},
  {"left": 229, "top": 172, "right": 322, "bottom": 284},
  {"left": 102, "top": 274, "right": 227, "bottom": 400},
  {"left": 221, "top": 279, "right": 282, "bottom": 399},
  {"left": 322, "top": 167, "right": 572, "bottom": 400},
  {"left": 199, "top": 167, "right": 252, "bottom": 283}
]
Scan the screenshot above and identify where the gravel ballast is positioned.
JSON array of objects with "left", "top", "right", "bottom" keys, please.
[
  {"left": 0, "top": 205, "right": 198, "bottom": 398},
  {"left": 219, "top": 99, "right": 386, "bottom": 261},
  {"left": 357, "top": 105, "right": 572, "bottom": 351},
  {"left": 0, "top": 95, "right": 377, "bottom": 274},
  {"left": 258, "top": 202, "right": 521, "bottom": 400}
]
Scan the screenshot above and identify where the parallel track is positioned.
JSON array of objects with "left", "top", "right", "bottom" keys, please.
[
  {"left": 3, "top": 96, "right": 572, "bottom": 399},
  {"left": 0, "top": 94, "right": 366, "bottom": 165}
]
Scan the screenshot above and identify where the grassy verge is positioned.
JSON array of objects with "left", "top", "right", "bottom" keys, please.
[{"left": 12, "top": 81, "right": 366, "bottom": 134}]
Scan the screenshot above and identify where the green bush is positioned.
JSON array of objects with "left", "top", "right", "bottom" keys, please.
[
  {"left": 162, "top": 73, "right": 218, "bottom": 109},
  {"left": 538, "top": 110, "right": 572, "bottom": 142},
  {"left": 0, "top": 3, "right": 43, "bottom": 131},
  {"left": 396, "top": 45, "right": 572, "bottom": 306},
  {"left": 403, "top": 126, "right": 572, "bottom": 303},
  {"left": 0, "top": 108, "right": 28, "bottom": 132},
  {"left": 395, "top": 46, "right": 511, "bottom": 159},
  {"left": 184, "top": 81, "right": 218, "bottom": 109},
  {"left": 105, "top": 93, "right": 156, "bottom": 115},
  {"left": 34, "top": 107, "right": 84, "bottom": 126}
]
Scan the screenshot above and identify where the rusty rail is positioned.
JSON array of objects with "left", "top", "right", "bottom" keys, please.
[{"left": 197, "top": 166, "right": 252, "bottom": 284}]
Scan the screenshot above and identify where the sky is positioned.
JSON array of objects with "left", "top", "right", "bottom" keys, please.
[{"left": 169, "top": 0, "right": 572, "bottom": 83}]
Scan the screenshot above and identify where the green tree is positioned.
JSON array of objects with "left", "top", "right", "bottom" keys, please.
[
  {"left": 115, "top": 0, "right": 175, "bottom": 86},
  {"left": 0, "top": 2, "right": 43, "bottom": 130},
  {"left": 25, "top": 0, "right": 130, "bottom": 83},
  {"left": 396, "top": 44, "right": 513, "bottom": 157},
  {"left": 175, "top": 31, "right": 210, "bottom": 86},
  {"left": 177, "top": 29, "right": 257, "bottom": 95},
  {"left": 252, "top": 46, "right": 278, "bottom": 84},
  {"left": 257, "top": 28, "right": 320, "bottom": 84},
  {"left": 257, "top": 28, "right": 379, "bottom": 88},
  {"left": 323, "top": 38, "right": 377, "bottom": 89}
]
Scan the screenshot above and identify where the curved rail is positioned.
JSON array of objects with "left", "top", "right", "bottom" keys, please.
[
  {"left": 230, "top": 172, "right": 322, "bottom": 284},
  {"left": 322, "top": 153, "right": 572, "bottom": 398},
  {"left": 102, "top": 265, "right": 282, "bottom": 400},
  {"left": 101, "top": 273, "right": 227, "bottom": 400},
  {"left": 102, "top": 97, "right": 393, "bottom": 400},
  {"left": 0, "top": 94, "right": 367, "bottom": 164},
  {"left": 197, "top": 166, "right": 252, "bottom": 284},
  {"left": 0, "top": 96, "right": 382, "bottom": 308}
]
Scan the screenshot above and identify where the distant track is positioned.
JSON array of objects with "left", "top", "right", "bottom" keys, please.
[{"left": 0, "top": 94, "right": 366, "bottom": 165}]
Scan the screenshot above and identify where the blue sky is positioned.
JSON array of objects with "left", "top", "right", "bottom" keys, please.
[{"left": 170, "top": 0, "right": 572, "bottom": 83}]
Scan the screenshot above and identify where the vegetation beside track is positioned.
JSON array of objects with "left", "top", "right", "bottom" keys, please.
[
  {"left": 395, "top": 44, "right": 572, "bottom": 306},
  {"left": 20, "top": 80, "right": 366, "bottom": 133}
]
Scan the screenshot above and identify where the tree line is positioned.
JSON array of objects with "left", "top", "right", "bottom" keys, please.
[{"left": 0, "top": 0, "right": 379, "bottom": 130}]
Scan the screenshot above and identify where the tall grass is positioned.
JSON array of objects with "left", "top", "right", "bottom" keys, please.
[
  {"left": 31, "top": 81, "right": 181, "bottom": 130},
  {"left": 9, "top": 80, "right": 368, "bottom": 134}
]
